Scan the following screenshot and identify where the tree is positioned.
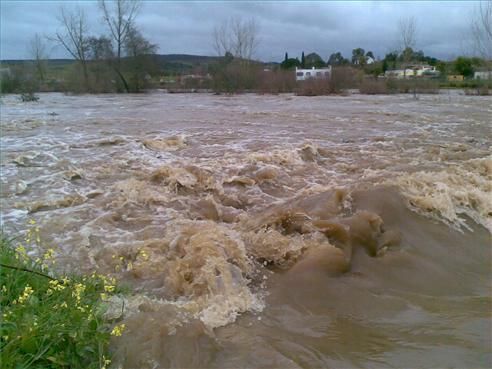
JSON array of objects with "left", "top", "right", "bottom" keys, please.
[
  {"left": 29, "top": 33, "right": 48, "bottom": 82},
  {"left": 400, "top": 47, "right": 414, "bottom": 62},
  {"left": 454, "top": 57, "right": 475, "bottom": 77},
  {"left": 53, "top": 6, "right": 90, "bottom": 89},
  {"left": 124, "top": 26, "right": 158, "bottom": 92},
  {"left": 352, "top": 48, "right": 366, "bottom": 65},
  {"left": 397, "top": 16, "right": 417, "bottom": 83},
  {"left": 301, "top": 51, "right": 305, "bottom": 68},
  {"left": 398, "top": 16, "right": 417, "bottom": 52},
  {"left": 470, "top": 1, "right": 492, "bottom": 62},
  {"left": 100, "top": 0, "right": 141, "bottom": 92},
  {"left": 87, "top": 36, "right": 113, "bottom": 61},
  {"left": 382, "top": 59, "right": 388, "bottom": 73},
  {"left": 328, "top": 52, "right": 348, "bottom": 65},
  {"left": 280, "top": 57, "right": 301, "bottom": 70},
  {"left": 212, "top": 17, "right": 260, "bottom": 60},
  {"left": 284, "top": 52, "right": 288, "bottom": 63},
  {"left": 86, "top": 36, "right": 115, "bottom": 92},
  {"left": 384, "top": 51, "right": 398, "bottom": 69},
  {"left": 304, "top": 52, "right": 325, "bottom": 68}
]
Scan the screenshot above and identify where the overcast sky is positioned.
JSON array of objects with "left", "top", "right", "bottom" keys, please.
[{"left": 0, "top": 1, "right": 480, "bottom": 62}]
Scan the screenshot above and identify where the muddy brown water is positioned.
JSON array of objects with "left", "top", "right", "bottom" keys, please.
[{"left": 1, "top": 92, "right": 491, "bottom": 368}]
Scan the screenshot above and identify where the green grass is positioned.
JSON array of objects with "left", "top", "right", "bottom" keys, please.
[{"left": 0, "top": 229, "right": 125, "bottom": 369}]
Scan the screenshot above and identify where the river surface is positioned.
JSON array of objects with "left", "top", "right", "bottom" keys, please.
[{"left": 1, "top": 92, "right": 491, "bottom": 368}]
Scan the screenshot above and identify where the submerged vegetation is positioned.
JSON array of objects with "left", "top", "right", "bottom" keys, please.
[{"left": 0, "top": 225, "right": 125, "bottom": 369}]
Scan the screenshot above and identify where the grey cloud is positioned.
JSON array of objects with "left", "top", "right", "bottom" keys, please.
[{"left": 0, "top": 1, "right": 480, "bottom": 61}]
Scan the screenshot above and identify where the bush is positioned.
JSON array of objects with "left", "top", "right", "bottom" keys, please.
[
  {"left": 332, "top": 67, "right": 358, "bottom": 90},
  {"left": 359, "top": 78, "right": 390, "bottom": 94},
  {"left": 0, "top": 73, "right": 22, "bottom": 94},
  {"left": 211, "top": 61, "right": 259, "bottom": 93},
  {"left": 20, "top": 92, "right": 40, "bottom": 102},
  {"left": 258, "top": 69, "right": 296, "bottom": 94},
  {"left": 0, "top": 227, "right": 125, "bottom": 369},
  {"left": 296, "top": 78, "right": 336, "bottom": 96}
]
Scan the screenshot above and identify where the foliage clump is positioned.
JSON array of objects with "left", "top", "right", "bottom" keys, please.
[
  {"left": 0, "top": 224, "right": 125, "bottom": 369},
  {"left": 20, "top": 92, "right": 40, "bottom": 102}
]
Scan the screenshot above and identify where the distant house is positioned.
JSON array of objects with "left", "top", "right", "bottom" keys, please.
[
  {"left": 366, "top": 56, "right": 375, "bottom": 65},
  {"left": 295, "top": 66, "right": 332, "bottom": 81},
  {"left": 385, "top": 65, "right": 439, "bottom": 79},
  {"left": 447, "top": 75, "right": 464, "bottom": 82},
  {"left": 474, "top": 71, "right": 492, "bottom": 80}
]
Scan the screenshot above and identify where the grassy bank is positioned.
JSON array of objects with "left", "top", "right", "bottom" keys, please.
[{"left": 0, "top": 228, "right": 125, "bottom": 369}]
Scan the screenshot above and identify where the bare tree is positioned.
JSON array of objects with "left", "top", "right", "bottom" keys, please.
[
  {"left": 29, "top": 33, "right": 48, "bottom": 82},
  {"left": 99, "top": 0, "right": 141, "bottom": 92},
  {"left": 397, "top": 16, "right": 419, "bottom": 97},
  {"left": 53, "top": 6, "right": 90, "bottom": 88},
  {"left": 471, "top": 1, "right": 492, "bottom": 61},
  {"left": 213, "top": 21, "right": 231, "bottom": 57},
  {"left": 213, "top": 17, "right": 259, "bottom": 60},
  {"left": 398, "top": 16, "right": 417, "bottom": 51}
]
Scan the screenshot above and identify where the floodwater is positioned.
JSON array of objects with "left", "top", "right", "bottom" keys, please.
[{"left": 1, "top": 92, "right": 491, "bottom": 368}]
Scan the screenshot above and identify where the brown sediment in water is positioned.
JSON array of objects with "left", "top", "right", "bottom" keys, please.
[
  {"left": 142, "top": 135, "right": 187, "bottom": 151},
  {"left": 1, "top": 93, "right": 490, "bottom": 368}
]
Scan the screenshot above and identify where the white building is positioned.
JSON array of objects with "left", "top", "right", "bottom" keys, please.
[
  {"left": 474, "top": 71, "right": 492, "bottom": 80},
  {"left": 385, "top": 65, "right": 439, "bottom": 79},
  {"left": 295, "top": 66, "right": 332, "bottom": 81}
]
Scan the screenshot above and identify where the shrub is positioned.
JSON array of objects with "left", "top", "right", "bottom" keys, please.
[
  {"left": 20, "top": 92, "right": 40, "bottom": 102},
  {"left": 331, "top": 66, "right": 357, "bottom": 90},
  {"left": 296, "top": 78, "right": 335, "bottom": 96},
  {"left": 376, "top": 78, "right": 439, "bottom": 95},
  {"left": 359, "top": 79, "right": 390, "bottom": 94},
  {"left": 257, "top": 69, "right": 296, "bottom": 94},
  {"left": 211, "top": 61, "right": 259, "bottom": 93},
  {"left": 0, "top": 226, "right": 124, "bottom": 369}
]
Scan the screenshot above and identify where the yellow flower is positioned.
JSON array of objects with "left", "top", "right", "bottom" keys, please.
[
  {"left": 60, "top": 301, "right": 68, "bottom": 308},
  {"left": 17, "top": 285, "right": 34, "bottom": 304},
  {"left": 43, "top": 248, "right": 55, "bottom": 261},
  {"left": 101, "top": 355, "right": 112, "bottom": 369},
  {"left": 49, "top": 279, "right": 66, "bottom": 292},
  {"left": 138, "top": 249, "right": 149, "bottom": 260},
  {"left": 104, "top": 284, "right": 115, "bottom": 293},
  {"left": 15, "top": 245, "right": 27, "bottom": 259},
  {"left": 110, "top": 324, "right": 126, "bottom": 337},
  {"left": 100, "top": 293, "right": 108, "bottom": 301},
  {"left": 28, "top": 219, "right": 36, "bottom": 225},
  {"left": 72, "top": 283, "right": 86, "bottom": 303}
]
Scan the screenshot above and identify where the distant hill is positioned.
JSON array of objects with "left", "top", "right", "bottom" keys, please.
[
  {"left": 0, "top": 59, "right": 74, "bottom": 67},
  {"left": 153, "top": 54, "right": 221, "bottom": 64},
  {"left": 1, "top": 54, "right": 224, "bottom": 75},
  {"left": 0, "top": 54, "right": 279, "bottom": 76}
]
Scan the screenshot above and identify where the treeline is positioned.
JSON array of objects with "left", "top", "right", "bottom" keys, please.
[
  {"left": 280, "top": 47, "right": 491, "bottom": 79},
  {"left": 0, "top": 0, "right": 158, "bottom": 94},
  {"left": 1, "top": 4, "right": 490, "bottom": 96}
]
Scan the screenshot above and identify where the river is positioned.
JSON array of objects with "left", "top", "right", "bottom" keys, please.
[{"left": 1, "top": 92, "right": 490, "bottom": 368}]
